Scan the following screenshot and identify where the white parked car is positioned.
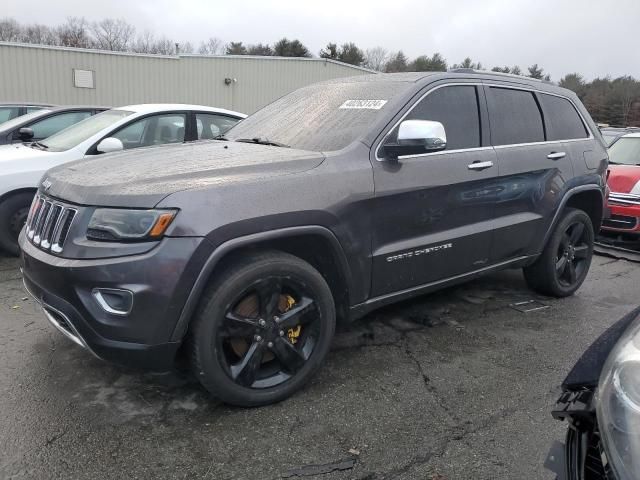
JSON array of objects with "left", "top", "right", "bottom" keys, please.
[{"left": 0, "top": 104, "right": 246, "bottom": 255}]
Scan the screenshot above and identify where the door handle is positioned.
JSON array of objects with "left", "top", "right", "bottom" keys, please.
[
  {"left": 468, "top": 160, "right": 494, "bottom": 171},
  {"left": 547, "top": 151, "right": 566, "bottom": 160}
]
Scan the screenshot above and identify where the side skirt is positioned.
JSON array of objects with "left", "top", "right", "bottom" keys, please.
[{"left": 348, "top": 255, "right": 535, "bottom": 321}]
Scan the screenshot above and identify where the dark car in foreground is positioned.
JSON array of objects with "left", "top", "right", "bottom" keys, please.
[
  {"left": 0, "top": 102, "right": 53, "bottom": 124},
  {"left": 20, "top": 71, "right": 608, "bottom": 406},
  {"left": 0, "top": 106, "right": 107, "bottom": 145},
  {"left": 550, "top": 306, "right": 640, "bottom": 480}
]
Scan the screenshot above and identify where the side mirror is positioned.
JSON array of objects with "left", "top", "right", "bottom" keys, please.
[
  {"left": 18, "top": 127, "right": 34, "bottom": 141},
  {"left": 96, "top": 137, "right": 124, "bottom": 154},
  {"left": 383, "top": 120, "right": 447, "bottom": 160}
]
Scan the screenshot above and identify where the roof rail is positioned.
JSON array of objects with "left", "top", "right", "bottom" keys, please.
[{"left": 448, "top": 68, "right": 553, "bottom": 84}]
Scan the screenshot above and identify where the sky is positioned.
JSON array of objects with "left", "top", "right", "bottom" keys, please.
[{"left": 4, "top": 0, "right": 639, "bottom": 81}]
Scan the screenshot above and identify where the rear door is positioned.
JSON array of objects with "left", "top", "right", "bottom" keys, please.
[
  {"left": 370, "top": 82, "right": 500, "bottom": 297},
  {"left": 484, "top": 84, "right": 576, "bottom": 262}
]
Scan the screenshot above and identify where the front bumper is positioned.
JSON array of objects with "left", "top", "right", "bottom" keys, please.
[
  {"left": 20, "top": 230, "right": 211, "bottom": 371},
  {"left": 601, "top": 202, "right": 640, "bottom": 235}
]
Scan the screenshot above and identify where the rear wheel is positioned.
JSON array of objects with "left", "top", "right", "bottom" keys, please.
[
  {"left": 0, "top": 192, "right": 34, "bottom": 256},
  {"left": 523, "top": 208, "right": 594, "bottom": 297},
  {"left": 190, "top": 251, "right": 336, "bottom": 406}
]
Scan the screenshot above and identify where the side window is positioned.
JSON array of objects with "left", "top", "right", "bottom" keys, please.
[
  {"left": 487, "top": 87, "right": 544, "bottom": 146},
  {"left": 195, "top": 113, "right": 240, "bottom": 140},
  {"left": 405, "top": 85, "right": 481, "bottom": 150},
  {"left": 111, "top": 114, "right": 186, "bottom": 150},
  {"left": 28, "top": 111, "right": 92, "bottom": 139},
  {"left": 0, "top": 107, "right": 20, "bottom": 123},
  {"left": 539, "top": 94, "right": 589, "bottom": 140}
]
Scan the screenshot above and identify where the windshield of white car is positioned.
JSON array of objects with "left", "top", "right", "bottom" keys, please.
[
  {"left": 225, "top": 80, "right": 409, "bottom": 152},
  {"left": 0, "top": 109, "right": 52, "bottom": 132},
  {"left": 608, "top": 137, "right": 640, "bottom": 165},
  {"left": 41, "top": 109, "right": 133, "bottom": 152}
]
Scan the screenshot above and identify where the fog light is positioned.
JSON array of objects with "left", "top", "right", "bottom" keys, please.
[{"left": 92, "top": 288, "right": 133, "bottom": 315}]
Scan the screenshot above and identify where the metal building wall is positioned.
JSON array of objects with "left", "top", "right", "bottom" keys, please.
[{"left": 0, "top": 42, "right": 373, "bottom": 114}]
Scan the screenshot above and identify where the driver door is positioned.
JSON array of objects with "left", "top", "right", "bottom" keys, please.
[{"left": 370, "top": 83, "right": 501, "bottom": 297}]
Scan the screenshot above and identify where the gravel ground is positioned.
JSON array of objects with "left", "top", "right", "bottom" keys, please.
[{"left": 0, "top": 251, "right": 638, "bottom": 479}]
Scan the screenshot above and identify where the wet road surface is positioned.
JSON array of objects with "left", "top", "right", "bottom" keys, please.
[{"left": 1, "top": 252, "right": 638, "bottom": 479}]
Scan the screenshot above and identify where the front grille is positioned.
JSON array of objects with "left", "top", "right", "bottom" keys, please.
[
  {"left": 609, "top": 192, "right": 640, "bottom": 206},
  {"left": 26, "top": 194, "right": 77, "bottom": 254},
  {"left": 602, "top": 214, "right": 638, "bottom": 230}
]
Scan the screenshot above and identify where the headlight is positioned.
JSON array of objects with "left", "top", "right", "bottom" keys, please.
[
  {"left": 597, "top": 316, "right": 640, "bottom": 480},
  {"left": 87, "top": 208, "right": 177, "bottom": 241}
]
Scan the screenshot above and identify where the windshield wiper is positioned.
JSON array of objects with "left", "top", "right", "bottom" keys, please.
[
  {"left": 235, "top": 137, "right": 290, "bottom": 148},
  {"left": 29, "top": 141, "right": 49, "bottom": 150},
  {"left": 213, "top": 134, "right": 229, "bottom": 141}
]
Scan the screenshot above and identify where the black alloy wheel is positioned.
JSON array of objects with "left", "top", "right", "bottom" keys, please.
[
  {"left": 524, "top": 207, "right": 594, "bottom": 297},
  {"left": 219, "top": 276, "right": 319, "bottom": 389},
  {"left": 191, "top": 251, "right": 336, "bottom": 406}
]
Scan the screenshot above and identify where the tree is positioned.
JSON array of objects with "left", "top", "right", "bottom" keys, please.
[
  {"left": 178, "top": 41, "right": 194, "bottom": 54},
  {"left": 91, "top": 18, "right": 135, "bottom": 51},
  {"left": 527, "top": 63, "right": 544, "bottom": 79},
  {"left": 409, "top": 52, "right": 447, "bottom": 72},
  {"left": 198, "top": 37, "right": 223, "bottom": 55},
  {"left": 247, "top": 43, "right": 273, "bottom": 56},
  {"left": 273, "top": 38, "right": 311, "bottom": 57},
  {"left": 363, "top": 47, "right": 388, "bottom": 71},
  {"left": 451, "top": 57, "right": 483, "bottom": 70},
  {"left": 337, "top": 42, "right": 364, "bottom": 66},
  {"left": 225, "top": 41, "right": 247, "bottom": 55},
  {"left": 491, "top": 66, "right": 511, "bottom": 73},
  {"left": 511, "top": 65, "right": 522, "bottom": 76},
  {"left": 319, "top": 42, "right": 338, "bottom": 59},
  {"left": 0, "top": 18, "right": 21, "bottom": 42},
  {"left": 20, "top": 23, "right": 57, "bottom": 45},
  {"left": 56, "top": 16, "right": 91, "bottom": 48},
  {"left": 384, "top": 51, "right": 408, "bottom": 73},
  {"left": 559, "top": 73, "right": 586, "bottom": 96}
]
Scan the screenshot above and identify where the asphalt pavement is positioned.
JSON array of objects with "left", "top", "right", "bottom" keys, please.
[{"left": 1, "top": 251, "right": 638, "bottom": 479}]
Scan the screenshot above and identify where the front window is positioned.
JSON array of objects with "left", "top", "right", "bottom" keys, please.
[
  {"left": 225, "top": 80, "right": 411, "bottom": 152},
  {"left": 110, "top": 114, "right": 186, "bottom": 149},
  {"left": 0, "top": 110, "right": 51, "bottom": 132},
  {"left": 608, "top": 137, "right": 640, "bottom": 165},
  {"left": 0, "top": 106, "right": 21, "bottom": 123},
  {"left": 42, "top": 109, "right": 133, "bottom": 152},
  {"left": 28, "top": 111, "right": 92, "bottom": 140}
]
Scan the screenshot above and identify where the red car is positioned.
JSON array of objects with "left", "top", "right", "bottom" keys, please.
[{"left": 602, "top": 133, "right": 640, "bottom": 238}]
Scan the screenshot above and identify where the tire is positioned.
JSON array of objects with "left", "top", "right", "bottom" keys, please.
[
  {"left": 0, "top": 192, "right": 35, "bottom": 256},
  {"left": 523, "top": 208, "right": 594, "bottom": 297},
  {"left": 190, "top": 251, "right": 336, "bottom": 407}
]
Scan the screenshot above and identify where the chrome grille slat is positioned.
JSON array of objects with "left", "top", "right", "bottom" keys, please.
[
  {"left": 33, "top": 201, "right": 52, "bottom": 245},
  {"left": 28, "top": 194, "right": 77, "bottom": 255}
]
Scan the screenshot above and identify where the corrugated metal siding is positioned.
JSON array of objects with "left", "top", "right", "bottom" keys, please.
[{"left": 0, "top": 43, "right": 372, "bottom": 113}]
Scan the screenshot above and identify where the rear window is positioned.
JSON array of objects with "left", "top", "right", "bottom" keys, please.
[
  {"left": 539, "top": 94, "right": 589, "bottom": 140},
  {"left": 488, "top": 87, "right": 544, "bottom": 146}
]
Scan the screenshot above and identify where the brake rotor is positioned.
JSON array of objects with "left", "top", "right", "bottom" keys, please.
[{"left": 229, "top": 292, "right": 299, "bottom": 361}]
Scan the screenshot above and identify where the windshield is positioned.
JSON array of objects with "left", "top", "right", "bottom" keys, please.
[
  {"left": 0, "top": 109, "right": 51, "bottom": 131},
  {"left": 608, "top": 137, "right": 640, "bottom": 165},
  {"left": 42, "top": 109, "right": 133, "bottom": 151},
  {"left": 225, "top": 80, "right": 410, "bottom": 152}
]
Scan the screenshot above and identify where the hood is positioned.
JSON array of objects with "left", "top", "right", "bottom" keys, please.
[
  {"left": 44, "top": 140, "right": 325, "bottom": 208},
  {"left": 0, "top": 142, "right": 51, "bottom": 163},
  {"left": 608, "top": 165, "right": 640, "bottom": 194}
]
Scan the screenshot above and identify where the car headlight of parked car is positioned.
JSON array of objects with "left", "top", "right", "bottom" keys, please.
[
  {"left": 597, "top": 316, "right": 640, "bottom": 480},
  {"left": 87, "top": 208, "right": 177, "bottom": 241}
]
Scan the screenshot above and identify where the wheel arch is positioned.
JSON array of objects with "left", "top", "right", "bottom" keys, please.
[
  {"left": 171, "top": 226, "right": 353, "bottom": 342},
  {"left": 542, "top": 185, "right": 604, "bottom": 248},
  {"left": 0, "top": 187, "right": 37, "bottom": 204}
]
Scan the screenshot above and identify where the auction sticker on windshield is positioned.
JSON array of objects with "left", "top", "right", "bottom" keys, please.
[{"left": 339, "top": 100, "right": 387, "bottom": 110}]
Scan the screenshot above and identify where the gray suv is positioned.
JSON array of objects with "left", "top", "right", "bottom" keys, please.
[{"left": 20, "top": 71, "right": 608, "bottom": 406}]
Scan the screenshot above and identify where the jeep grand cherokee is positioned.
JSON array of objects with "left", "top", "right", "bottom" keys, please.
[{"left": 20, "top": 71, "right": 608, "bottom": 406}]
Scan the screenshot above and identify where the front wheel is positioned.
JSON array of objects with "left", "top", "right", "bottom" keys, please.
[
  {"left": 523, "top": 208, "right": 594, "bottom": 297},
  {"left": 190, "top": 251, "right": 336, "bottom": 407},
  {"left": 0, "top": 192, "right": 34, "bottom": 256}
]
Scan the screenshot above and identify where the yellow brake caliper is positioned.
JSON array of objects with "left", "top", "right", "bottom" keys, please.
[{"left": 283, "top": 294, "right": 302, "bottom": 344}]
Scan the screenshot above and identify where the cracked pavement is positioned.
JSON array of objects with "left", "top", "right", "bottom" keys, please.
[{"left": 1, "top": 251, "right": 639, "bottom": 479}]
